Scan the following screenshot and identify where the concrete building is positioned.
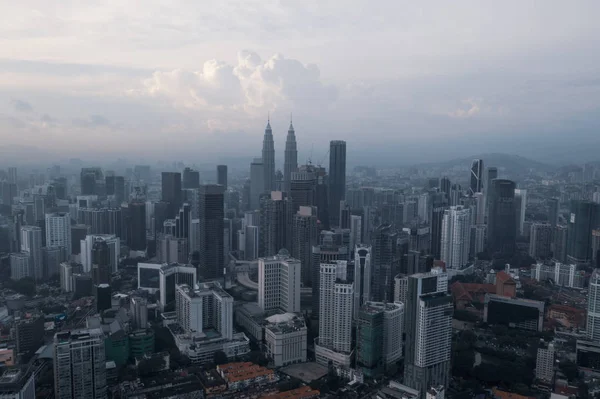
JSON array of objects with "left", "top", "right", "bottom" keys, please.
[
  {"left": 45, "top": 212, "right": 71, "bottom": 257},
  {"left": 536, "top": 341, "right": 555, "bottom": 383},
  {"left": 0, "top": 367, "right": 35, "bottom": 399},
  {"left": 587, "top": 270, "right": 600, "bottom": 342},
  {"left": 532, "top": 262, "right": 585, "bottom": 289},
  {"left": 54, "top": 329, "right": 107, "bottom": 399},
  {"left": 350, "top": 215, "right": 362, "bottom": 256},
  {"left": 157, "top": 234, "right": 188, "bottom": 264},
  {"left": 80, "top": 234, "right": 120, "bottom": 274},
  {"left": 484, "top": 294, "right": 544, "bottom": 332},
  {"left": 60, "top": 262, "right": 74, "bottom": 292},
  {"left": 264, "top": 313, "right": 307, "bottom": 367},
  {"left": 440, "top": 206, "right": 471, "bottom": 270},
  {"left": 404, "top": 269, "right": 453, "bottom": 398},
  {"left": 514, "top": 189, "right": 527, "bottom": 236},
  {"left": 529, "top": 223, "right": 553, "bottom": 259},
  {"left": 130, "top": 296, "right": 148, "bottom": 330},
  {"left": 20, "top": 226, "right": 42, "bottom": 280},
  {"left": 249, "top": 159, "right": 265, "bottom": 210},
  {"left": 328, "top": 140, "right": 347, "bottom": 227},
  {"left": 137, "top": 262, "right": 196, "bottom": 311},
  {"left": 315, "top": 261, "right": 353, "bottom": 369},
  {"left": 261, "top": 191, "right": 293, "bottom": 257},
  {"left": 258, "top": 252, "right": 301, "bottom": 313},
  {"left": 394, "top": 274, "right": 408, "bottom": 305},
  {"left": 291, "top": 206, "right": 318, "bottom": 286},
  {"left": 353, "top": 245, "right": 372, "bottom": 318},
  {"left": 10, "top": 252, "right": 30, "bottom": 281}
]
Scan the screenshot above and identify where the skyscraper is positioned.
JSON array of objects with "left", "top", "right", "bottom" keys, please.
[
  {"left": 283, "top": 119, "right": 298, "bottom": 194},
  {"left": 126, "top": 201, "right": 146, "bottom": 251},
  {"left": 21, "top": 226, "right": 42, "bottom": 280},
  {"left": 258, "top": 252, "right": 301, "bottom": 313},
  {"left": 182, "top": 167, "right": 200, "bottom": 189},
  {"left": 404, "top": 270, "right": 452, "bottom": 398},
  {"left": 514, "top": 189, "right": 527, "bottom": 236},
  {"left": 371, "top": 224, "right": 399, "bottom": 302},
  {"left": 311, "top": 230, "right": 349, "bottom": 315},
  {"left": 261, "top": 191, "right": 293, "bottom": 257},
  {"left": 440, "top": 206, "right": 471, "bottom": 270},
  {"left": 217, "top": 165, "right": 228, "bottom": 189},
  {"left": 354, "top": 245, "right": 372, "bottom": 318},
  {"left": 567, "top": 200, "right": 600, "bottom": 264},
  {"left": 198, "top": 184, "right": 225, "bottom": 280},
  {"left": 315, "top": 261, "right": 353, "bottom": 368},
  {"left": 45, "top": 212, "right": 72, "bottom": 256},
  {"left": 290, "top": 166, "right": 317, "bottom": 211},
  {"left": 91, "top": 240, "right": 111, "bottom": 285},
  {"left": 54, "top": 329, "right": 107, "bottom": 399},
  {"left": 488, "top": 179, "right": 516, "bottom": 255},
  {"left": 350, "top": 215, "right": 362, "bottom": 255},
  {"left": 262, "top": 119, "right": 276, "bottom": 192},
  {"left": 548, "top": 198, "right": 559, "bottom": 227},
  {"left": 469, "top": 159, "right": 483, "bottom": 195},
  {"left": 485, "top": 167, "right": 498, "bottom": 220},
  {"left": 292, "top": 206, "right": 318, "bottom": 286},
  {"left": 439, "top": 177, "right": 451, "bottom": 204},
  {"left": 161, "top": 172, "right": 182, "bottom": 218},
  {"left": 430, "top": 193, "right": 448, "bottom": 260},
  {"left": 10, "top": 252, "right": 30, "bottom": 280},
  {"left": 7, "top": 167, "right": 17, "bottom": 184},
  {"left": 250, "top": 158, "right": 265, "bottom": 210},
  {"left": 529, "top": 223, "right": 553, "bottom": 259},
  {"left": 588, "top": 270, "right": 600, "bottom": 342},
  {"left": 328, "top": 140, "right": 347, "bottom": 227}
]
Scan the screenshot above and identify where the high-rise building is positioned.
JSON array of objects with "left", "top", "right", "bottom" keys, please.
[
  {"left": 291, "top": 206, "right": 318, "bottom": 286},
  {"left": 54, "top": 329, "right": 107, "bottom": 399},
  {"left": 80, "top": 167, "right": 103, "bottom": 196},
  {"left": 250, "top": 158, "right": 265, "bottom": 210},
  {"left": 514, "top": 189, "right": 527, "bottom": 236},
  {"left": 440, "top": 206, "right": 471, "bottom": 270},
  {"left": 261, "top": 191, "right": 293, "bottom": 257},
  {"left": 15, "top": 316, "right": 44, "bottom": 363},
  {"left": 439, "top": 177, "right": 451, "bottom": 204},
  {"left": 430, "top": 193, "right": 449, "bottom": 260},
  {"left": 567, "top": 200, "right": 600, "bottom": 264},
  {"left": 553, "top": 225, "right": 568, "bottom": 263},
  {"left": 45, "top": 212, "right": 71, "bottom": 256},
  {"left": 10, "top": 252, "right": 30, "bottom": 280},
  {"left": 91, "top": 240, "right": 111, "bottom": 285},
  {"left": 394, "top": 274, "right": 408, "bottom": 304},
  {"left": 21, "top": 226, "right": 42, "bottom": 280},
  {"left": 371, "top": 224, "right": 399, "bottom": 302},
  {"left": 311, "top": 231, "right": 349, "bottom": 314},
  {"left": 7, "top": 167, "right": 17, "bottom": 184},
  {"left": 283, "top": 119, "right": 298, "bottom": 194},
  {"left": 328, "top": 140, "right": 347, "bottom": 227},
  {"left": 404, "top": 269, "right": 452, "bottom": 398},
  {"left": 125, "top": 201, "right": 146, "bottom": 251},
  {"left": 157, "top": 234, "right": 188, "bottom": 264},
  {"left": 469, "top": 159, "right": 484, "bottom": 195},
  {"left": 217, "top": 165, "right": 228, "bottom": 189},
  {"left": 548, "top": 198, "right": 559, "bottom": 228},
  {"left": 175, "top": 283, "right": 233, "bottom": 339},
  {"left": 94, "top": 284, "right": 112, "bottom": 312},
  {"left": 182, "top": 167, "right": 200, "bottom": 189},
  {"left": 536, "top": 341, "right": 555, "bottom": 383},
  {"left": 587, "top": 270, "right": 600, "bottom": 342},
  {"left": 290, "top": 166, "right": 317, "bottom": 211},
  {"left": 262, "top": 120, "right": 276, "bottom": 192},
  {"left": 130, "top": 296, "right": 148, "bottom": 330},
  {"left": 354, "top": 245, "right": 372, "bottom": 318},
  {"left": 258, "top": 252, "right": 301, "bottom": 313},
  {"left": 488, "top": 179, "right": 516, "bottom": 255},
  {"left": 529, "top": 223, "right": 553, "bottom": 259},
  {"left": 485, "top": 167, "right": 498, "bottom": 219},
  {"left": 198, "top": 184, "right": 225, "bottom": 280},
  {"left": 43, "top": 246, "right": 65, "bottom": 278},
  {"left": 80, "top": 235, "right": 120, "bottom": 274},
  {"left": 161, "top": 172, "right": 182, "bottom": 218},
  {"left": 315, "top": 261, "right": 353, "bottom": 368}
]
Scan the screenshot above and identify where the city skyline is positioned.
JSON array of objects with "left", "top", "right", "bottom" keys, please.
[{"left": 1, "top": 2, "right": 600, "bottom": 164}]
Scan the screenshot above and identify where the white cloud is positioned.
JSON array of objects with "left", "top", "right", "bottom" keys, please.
[{"left": 448, "top": 98, "right": 482, "bottom": 118}]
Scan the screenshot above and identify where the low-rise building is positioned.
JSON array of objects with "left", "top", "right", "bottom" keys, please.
[
  {"left": 217, "top": 362, "right": 277, "bottom": 391},
  {"left": 260, "top": 386, "right": 320, "bottom": 399},
  {"left": 264, "top": 313, "right": 307, "bottom": 367}
]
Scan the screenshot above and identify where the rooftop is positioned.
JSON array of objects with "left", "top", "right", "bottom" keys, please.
[
  {"left": 265, "top": 313, "right": 306, "bottom": 334},
  {"left": 260, "top": 386, "right": 320, "bottom": 399}
]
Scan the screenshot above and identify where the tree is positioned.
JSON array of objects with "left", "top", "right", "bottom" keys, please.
[
  {"left": 559, "top": 360, "right": 579, "bottom": 382},
  {"left": 213, "top": 350, "right": 228, "bottom": 365}
]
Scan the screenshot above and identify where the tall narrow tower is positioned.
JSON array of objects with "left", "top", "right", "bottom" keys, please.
[
  {"left": 283, "top": 117, "right": 298, "bottom": 194},
  {"left": 262, "top": 119, "right": 276, "bottom": 192}
]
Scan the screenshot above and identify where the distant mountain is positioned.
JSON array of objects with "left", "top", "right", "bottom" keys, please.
[{"left": 415, "top": 153, "right": 554, "bottom": 173}]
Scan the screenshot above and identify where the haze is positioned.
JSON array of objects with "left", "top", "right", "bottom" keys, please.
[{"left": 1, "top": 1, "right": 599, "bottom": 166}]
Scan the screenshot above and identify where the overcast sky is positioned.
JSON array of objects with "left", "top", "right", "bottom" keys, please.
[{"left": 1, "top": 1, "right": 599, "bottom": 166}]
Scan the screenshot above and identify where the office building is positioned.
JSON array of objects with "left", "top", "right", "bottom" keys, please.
[
  {"left": 394, "top": 274, "right": 408, "bottom": 304},
  {"left": 315, "top": 261, "right": 353, "bottom": 369},
  {"left": 249, "top": 158, "right": 265, "bottom": 210},
  {"left": 90, "top": 240, "right": 111, "bottom": 285},
  {"left": 291, "top": 206, "right": 318, "bottom": 285},
  {"left": 529, "top": 223, "right": 553, "bottom": 259},
  {"left": 588, "top": 270, "right": 600, "bottom": 342},
  {"left": 353, "top": 245, "right": 372, "bottom": 318},
  {"left": 371, "top": 224, "right": 399, "bottom": 302},
  {"left": 258, "top": 252, "right": 301, "bottom": 313},
  {"left": 567, "top": 200, "right": 600, "bottom": 264},
  {"left": 484, "top": 294, "right": 544, "bottom": 332},
  {"left": 290, "top": 166, "right": 317, "bottom": 211},
  {"left": 94, "top": 284, "right": 111, "bottom": 312},
  {"left": 485, "top": 167, "right": 498, "bottom": 219},
  {"left": 130, "top": 296, "right": 148, "bottom": 330},
  {"left": 536, "top": 342, "right": 555, "bottom": 383},
  {"left": 71, "top": 224, "right": 89, "bottom": 256},
  {"left": 80, "top": 234, "right": 120, "bottom": 274},
  {"left": 283, "top": 119, "right": 298, "bottom": 194},
  {"left": 261, "top": 191, "right": 293, "bottom": 257},
  {"left": 198, "top": 184, "right": 225, "bottom": 280},
  {"left": 262, "top": 120, "right": 276, "bottom": 192},
  {"left": 80, "top": 167, "right": 103, "bottom": 196},
  {"left": 548, "top": 198, "right": 559, "bottom": 228},
  {"left": 328, "top": 140, "right": 347, "bottom": 227},
  {"left": 440, "top": 206, "right": 471, "bottom": 270},
  {"left": 430, "top": 193, "right": 449, "bottom": 260},
  {"left": 15, "top": 315, "right": 44, "bottom": 363},
  {"left": 216, "top": 165, "right": 228, "bottom": 189},
  {"left": 182, "top": 168, "right": 200, "bottom": 189},
  {"left": 264, "top": 313, "right": 307, "bottom": 367},
  {"left": 157, "top": 234, "right": 188, "bottom": 264},
  {"left": 124, "top": 200, "right": 146, "bottom": 251},
  {"left": 514, "top": 189, "right": 527, "bottom": 236},
  {"left": 137, "top": 262, "right": 196, "bottom": 311},
  {"left": 7, "top": 167, "right": 17, "bottom": 184},
  {"left": 20, "top": 226, "right": 42, "bottom": 280},
  {"left": 60, "top": 262, "right": 74, "bottom": 292},
  {"left": 161, "top": 172, "right": 182, "bottom": 218},
  {"left": 350, "top": 215, "right": 362, "bottom": 255},
  {"left": 45, "top": 212, "right": 71, "bottom": 257},
  {"left": 311, "top": 230, "right": 350, "bottom": 314},
  {"left": 404, "top": 270, "right": 453, "bottom": 398},
  {"left": 469, "top": 159, "right": 483, "bottom": 195},
  {"left": 242, "top": 225, "right": 259, "bottom": 261},
  {"left": 10, "top": 252, "right": 30, "bottom": 281},
  {"left": 488, "top": 179, "right": 516, "bottom": 255},
  {"left": 54, "top": 329, "right": 107, "bottom": 399}
]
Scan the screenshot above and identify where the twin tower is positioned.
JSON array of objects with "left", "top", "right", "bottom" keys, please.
[{"left": 261, "top": 117, "right": 297, "bottom": 194}]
